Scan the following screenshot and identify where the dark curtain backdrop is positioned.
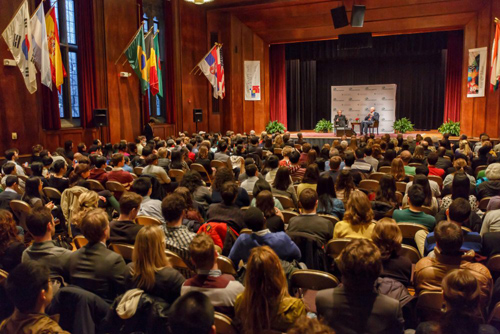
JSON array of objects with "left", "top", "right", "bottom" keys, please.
[
  {"left": 444, "top": 30, "right": 463, "bottom": 122},
  {"left": 270, "top": 45, "right": 288, "bottom": 127},
  {"left": 286, "top": 31, "right": 452, "bottom": 131},
  {"left": 164, "top": 0, "right": 176, "bottom": 124}
]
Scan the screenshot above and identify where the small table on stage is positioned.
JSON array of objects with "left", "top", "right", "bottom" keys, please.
[{"left": 351, "top": 122, "right": 362, "bottom": 134}]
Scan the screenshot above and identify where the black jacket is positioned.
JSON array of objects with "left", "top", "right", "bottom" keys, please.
[{"left": 0, "top": 190, "right": 21, "bottom": 211}]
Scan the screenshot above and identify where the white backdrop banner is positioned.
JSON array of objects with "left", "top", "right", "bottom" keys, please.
[
  {"left": 331, "top": 84, "right": 397, "bottom": 133},
  {"left": 244, "top": 61, "right": 261, "bottom": 101}
]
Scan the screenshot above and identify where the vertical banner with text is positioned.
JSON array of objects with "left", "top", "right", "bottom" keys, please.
[{"left": 244, "top": 60, "right": 261, "bottom": 101}]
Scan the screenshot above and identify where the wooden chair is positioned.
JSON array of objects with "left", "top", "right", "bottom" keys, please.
[
  {"left": 396, "top": 191, "right": 403, "bottom": 206},
  {"left": 190, "top": 163, "right": 213, "bottom": 185},
  {"left": 290, "top": 269, "right": 339, "bottom": 295},
  {"left": 291, "top": 176, "right": 303, "bottom": 184},
  {"left": 22, "top": 165, "right": 32, "bottom": 176},
  {"left": 282, "top": 210, "right": 299, "bottom": 224},
  {"left": 0, "top": 269, "right": 8, "bottom": 284},
  {"left": 274, "top": 147, "right": 283, "bottom": 156},
  {"left": 443, "top": 156, "right": 451, "bottom": 160},
  {"left": 409, "top": 163, "right": 422, "bottom": 167},
  {"left": 133, "top": 167, "right": 144, "bottom": 176},
  {"left": 475, "top": 165, "right": 488, "bottom": 177},
  {"left": 106, "top": 181, "right": 127, "bottom": 194},
  {"left": 428, "top": 175, "right": 443, "bottom": 189},
  {"left": 240, "top": 206, "right": 250, "bottom": 211},
  {"left": 86, "top": 179, "right": 105, "bottom": 191},
  {"left": 318, "top": 214, "right": 339, "bottom": 228},
  {"left": 214, "top": 312, "right": 238, "bottom": 334},
  {"left": 369, "top": 172, "right": 386, "bottom": 181},
  {"left": 136, "top": 215, "right": 162, "bottom": 226},
  {"left": 416, "top": 290, "right": 444, "bottom": 322},
  {"left": 73, "top": 235, "right": 89, "bottom": 249},
  {"left": 379, "top": 166, "right": 391, "bottom": 174},
  {"left": 398, "top": 223, "right": 428, "bottom": 240},
  {"left": 294, "top": 144, "right": 302, "bottom": 151},
  {"left": 10, "top": 200, "right": 31, "bottom": 231},
  {"left": 18, "top": 175, "right": 29, "bottom": 183},
  {"left": 359, "top": 179, "right": 380, "bottom": 192},
  {"left": 43, "top": 187, "right": 62, "bottom": 202},
  {"left": 210, "top": 160, "right": 228, "bottom": 170},
  {"left": 368, "top": 120, "right": 379, "bottom": 135},
  {"left": 165, "top": 249, "right": 195, "bottom": 278},
  {"left": 130, "top": 173, "right": 138, "bottom": 179},
  {"left": 400, "top": 244, "right": 421, "bottom": 264},
  {"left": 169, "top": 169, "right": 185, "bottom": 182},
  {"left": 420, "top": 206, "right": 434, "bottom": 216},
  {"left": 479, "top": 197, "right": 491, "bottom": 211},
  {"left": 326, "top": 238, "right": 351, "bottom": 259},
  {"left": 407, "top": 175, "right": 414, "bottom": 182},
  {"left": 217, "top": 256, "right": 237, "bottom": 276},
  {"left": 274, "top": 194, "right": 296, "bottom": 210},
  {"left": 488, "top": 302, "right": 500, "bottom": 326},
  {"left": 487, "top": 255, "right": 500, "bottom": 280},
  {"left": 246, "top": 191, "right": 253, "bottom": 201},
  {"left": 109, "top": 243, "right": 134, "bottom": 261},
  {"left": 396, "top": 182, "right": 407, "bottom": 193}
]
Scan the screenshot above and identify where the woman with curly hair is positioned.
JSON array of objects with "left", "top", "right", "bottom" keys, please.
[
  {"left": 211, "top": 167, "right": 250, "bottom": 208},
  {"left": 180, "top": 170, "right": 212, "bottom": 212},
  {"left": 255, "top": 190, "right": 284, "bottom": 232},
  {"left": 234, "top": 246, "right": 306, "bottom": 333},
  {"left": 333, "top": 190, "right": 375, "bottom": 239},
  {"left": 390, "top": 158, "right": 410, "bottom": 183},
  {"left": 372, "top": 174, "right": 398, "bottom": 220},
  {"left": 0, "top": 210, "right": 25, "bottom": 272},
  {"left": 335, "top": 170, "right": 356, "bottom": 204},
  {"left": 410, "top": 145, "right": 426, "bottom": 165},
  {"left": 174, "top": 186, "right": 204, "bottom": 231},
  {"left": 70, "top": 191, "right": 100, "bottom": 237}
]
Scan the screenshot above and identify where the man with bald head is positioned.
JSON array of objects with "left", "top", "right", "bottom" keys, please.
[
  {"left": 400, "top": 150, "right": 416, "bottom": 176},
  {"left": 361, "top": 107, "right": 379, "bottom": 135}
]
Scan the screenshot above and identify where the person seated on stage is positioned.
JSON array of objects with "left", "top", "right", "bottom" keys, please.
[
  {"left": 361, "top": 107, "right": 380, "bottom": 135},
  {"left": 334, "top": 110, "right": 348, "bottom": 128}
]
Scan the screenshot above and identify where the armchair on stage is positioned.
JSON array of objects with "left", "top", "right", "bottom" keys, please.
[{"left": 333, "top": 112, "right": 353, "bottom": 136}]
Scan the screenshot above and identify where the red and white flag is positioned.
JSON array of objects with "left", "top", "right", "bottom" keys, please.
[
  {"left": 216, "top": 45, "right": 225, "bottom": 99},
  {"left": 491, "top": 21, "right": 500, "bottom": 91}
]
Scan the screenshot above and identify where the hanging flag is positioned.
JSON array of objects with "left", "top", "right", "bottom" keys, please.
[
  {"left": 31, "top": 3, "right": 52, "bottom": 90},
  {"left": 145, "top": 29, "right": 159, "bottom": 96},
  {"left": 197, "top": 45, "right": 218, "bottom": 98},
  {"left": 2, "top": 0, "right": 37, "bottom": 94},
  {"left": 125, "top": 26, "right": 148, "bottom": 93},
  {"left": 45, "top": 6, "right": 66, "bottom": 92},
  {"left": 153, "top": 31, "right": 163, "bottom": 98},
  {"left": 216, "top": 45, "right": 225, "bottom": 99},
  {"left": 491, "top": 21, "right": 500, "bottom": 91}
]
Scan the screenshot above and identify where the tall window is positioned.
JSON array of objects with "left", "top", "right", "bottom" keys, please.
[{"left": 55, "top": 0, "right": 81, "bottom": 127}]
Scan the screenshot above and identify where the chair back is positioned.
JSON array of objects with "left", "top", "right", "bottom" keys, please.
[
  {"left": 0, "top": 269, "right": 8, "bottom": 284},
  {"left": 487, "top": 255, "right": 500, "bottom": 279},
  {"left": 398, "top": 223, "right": 428, "bottom": 239},
  {"left": 428, "top": 175, "right": 443, "bottom": 189},
  {"left": 9, "top": 200, "right": 31, "bottom": 231},
  {"left": 73, "top": 235, "right": 89, "bottom": 249},
  {"left": 109, "top": 243, "right": 134, "bottom": 261},
  {"left": 274, "top": 194, "right": 296, "bottom": 210},
  {"left": 318, "top": 214, "right": 339, "bottom": 229},
  {"left": 489, "top": 302, "right": 500, "bottom": 326},
  {"left": 400, "top": 244, "right": 421, "bottom": 264},
  {"left": 420, "top": 206, "right": 434, "bottom": 216},
  {"left": 479, "top": 197, "right": 491, "bottom": 211},
  {"left": 165, "top": 249, "right": 195, "bottom": 278},
  {"left": 214, "top": 312, "right": 238, "bottom": 334},
  {"left": 169, "top": 169, "right": 185, "bottom": 182},
  {"left": 210, "top": 160, "right": 227, "bottom": 170},
  {"left": 133, "top": 167, "right": 144, "bottom": 176},
  {"left": 190, "top": 163, "right": 213, "bottom": 184},
  {"left": 396, "top": 182, "right": 407, "bottom": 193},
  {"left": 43, "top": 187, "right": 62, "bottom": 201},
  {"left": 359, "top": 179, "right": 380, "bottom": 192},
  {"left": 475, "top": 165, "right": 488, "bottom": 177},
  {"left": 294, "top": 144, "right": 302, "bottom": 151},
  {"left": 246, "top": 191, "right": 253, "bottom": 201},
  {"left": 416, "top": 290, "right": 444, "bottom": 322},
  {"left": 409, "top": 163, "right": 422, "bottom": 167},
  {"left": 105, "top": 181, "right": 126, "bottom": 193},
  {"left": 395, "top": 191, "right": 403, "bottom": 206},
  {"left": 290, "top": 269, "right": 339, "bottom": 291},
  {"left": 217, "top": 256, "right": 237, "bottom": 276},
  {"left": 379, "top": 166, "right": 391, "bottom": 174},
  {"left": 136, "top": 215, "right": 162, "bottom": 226},
  {"left": 326, "top": 238, "right": 351, "bottom": 259},
  {"left": 240, "top": 228, "right": 252, "bottom": 234},
  {"left": 86, "top": 179, "right": 105, "bottom": 191},
  {"left": 18, "top": 175, "right": 29, "bottom": 183},
  {"left": 282, "top": 210, "right": 299, "bottom": 224},
  {"left": 369, "top": 172, "right": 385, "bottom": 181},
  {"left": 274, "top": 147, "right": 283, "bottom": 156},
  {"left": 22, "top": 165, "right": 32, "bottom": 176}
]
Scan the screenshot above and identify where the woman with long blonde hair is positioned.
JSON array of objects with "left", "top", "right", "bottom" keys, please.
[
  {"left": 274, "top": 134, "right": 284, "bottom": 149},
  {"left": 125, "top": 225, "right": 185, "bottom": 303},
  {"left": 235, "top": 246, "right": 305, "bottom": 333},
  {"left": 443, "top": 158, "right": 476, "bottom": 187},
  {"left": 333, "top": 190, "right": 375, "bottom": 239},
  {"left": 390, "top": 158, "right": 409, "bottom": 182},
  {"left": 70, "top": 191, "right": 100, "bottom": 236}
]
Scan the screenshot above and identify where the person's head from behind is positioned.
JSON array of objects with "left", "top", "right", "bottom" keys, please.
[
  {"left": 400, "top": 150, "right": 411, "bottom": 164},
  {"left": 95, "top": 155, "right": 107, "bottom": 169},
  {"left": 5, "top": 175, "right": 18, "bottom": 190},
  {"left": 452, "top": 172, "right": 470, "bottom": 200},
  {"left": 221, "top": 181, "right": 238, "bottom": 206},
  {"left": 245, "top": 164, "right": 257, "bottom": 178},
  {"left": 447, "top": 198, "right": 471, "bottom": 226},
  {"left": 72, "top": 191, "right": 100, "bottom": 228},
  {"left": 255, "top": 190, "right": 276, "bottom": 219},
  {"left": 0, "top": 210, "right": 20, "bottom": 252},
  {"left": 317, "top": 174, "right": 336, "bottom": 200},
  {"left": 53, "top": 159, "right": 67, "bottom": 175},
  {"left": 2, "top": 162, "right": 16, "bottom": 176},
  {"left": 267, "top": 155, "right": 279, "bottom": 169},
  {"left": 299, "top": 188, "right": 318, "bottom": 213},
  {"left": 435, "top": 220, "right": 463, "bottom": 255},
  {"left": 252, "top": 179, "right": 272, "bottom": 198},
  {"left": 161, "top": 193, "right": 186, "bottom": 224},
  {"left": 26, "top": 206, "right": 54, "bottom": 238},
  {"left": 376, "top": 174, "right": 396, "bottom": 203},
  {"left": 344, "top": 190, "right": 374, "bottom": 225},
  {"left": 244, "top": 207, "right": 266, "bottom": 232},
  {"left": 427, "top": 152, "right": 439, "bottom": 166},
  {"left": 344, "top": 153, "right": 355, "bottom": 167},
  {"left": 407, "top": 184, "right": 426, "bottom": 208},
  {"left": 371, "top": 218, "right": 402, "bottom": 261},
  {"left": 442, "top": 269, "right": 480, "bottom": 315},
  {"left": 64, "top": 140, "right": 73, "bottom": 152},
  {"left": 80, "top": 208, "right": 109, "bottom": 243},
  {"left": 189, "top": 233, "right": 217, "bottom": 271},
  {"left": 213, "top": 167, "right": 234, "bottom": 192},
  {"left": 119, "top": 192, "right": 142, "bottom": 220},
  {"left": 131, "top": 177, "right": 152, "bottom": 197},
  {"left": 289, "top": 150, "right": 300, "bottom": 164},
  {"left": 415, "top": 165, "right": 429, "bottom": 176},
  {"left": 132, "top": 225, "right": 170, "bottom": 290},
  {"left": 287, "top": 316, "right": 335, "bottom": 334},
  {"left": 329, "top": 156, "right": 342, "bottom": 172},
  {"left": 111, "top": 153, "right": 125, "bottom": 167},
  {"left": 273, "top": 166, "right": 291, "bottom": 191},
  {"left": 6, "top": 261, "right": 53, "bottom": 313},
  {"left": 339, "top": 239, "right": 382, "bottom": 292},
  {"left": 169, "top": 291, "right": 215, "bottom": 334},
  {"left": 24, "top": 177, "right": 42, "bottom": 198},
  {"left": 240, "top": 246, "right": 289, "bottom": 332}
]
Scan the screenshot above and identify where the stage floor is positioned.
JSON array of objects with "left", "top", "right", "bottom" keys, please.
[{"left": 288, "top": 130, "right": 446, "bottom": 140}]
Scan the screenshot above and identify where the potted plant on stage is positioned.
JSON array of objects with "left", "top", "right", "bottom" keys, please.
[
  {"left": 315, "top": 119, "right": 333, "bottom": 133},
  {"left": 438, "top": 119, "right": 460, "bottom": 136},
  {"left": 392, "top": 118, "right": 414, "bottom": 134},
  {"left": 266, "top": 120, "right": 286, "bottom": 134}
]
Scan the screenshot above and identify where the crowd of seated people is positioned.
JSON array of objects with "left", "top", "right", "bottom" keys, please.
[{"left": 0, "top": 131, "right": 500, "bottom": 333}]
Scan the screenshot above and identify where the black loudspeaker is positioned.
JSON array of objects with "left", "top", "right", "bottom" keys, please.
[
  {"left": 351, "top": 5, "right": 366, "bottom": 27},
  {"left": 93, "top": 109, "right": 108, "bottom": 127},
  {"left": 338, "top": 33, "right": 373, "bottom": 50},
  {"left": 193, "top": 109, "right": 203, "bottom": 123},
  {"left": 330, "top": 6, "right": 349, "bottom": 29}
]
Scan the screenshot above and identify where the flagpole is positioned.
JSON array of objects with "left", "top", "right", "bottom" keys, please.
[
  {"left": 114, "top": 22, "right": 145, "bottom": 65},
  {"left": 30, "top": 1, "right": 45, "bottom": 19},
  {"left": 189, "top": 44, "right": 217, "bottom": 75}
]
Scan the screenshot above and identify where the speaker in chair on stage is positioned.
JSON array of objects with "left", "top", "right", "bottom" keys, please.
[
  {"left": 193, "top": 109, "right": 203, "bottom": 123},
  {"left": 93, "top": 109, "right": 108, "bottom": 127}
]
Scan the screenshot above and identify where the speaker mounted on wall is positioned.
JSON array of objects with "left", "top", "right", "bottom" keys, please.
[
  {"left": 351, "top": 5, "right": 366, "bottom": 27},
  {"left": 193, "top": 109, "right": 203, "bottom": 123},
  {"left": 93, "top": 109, "right": 108, "bottom": 127},
  {"left": 330, "top": 6, "right": 348, "bottom": 29}
]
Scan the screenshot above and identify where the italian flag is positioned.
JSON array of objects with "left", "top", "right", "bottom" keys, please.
[{"left": 491, "top": 22, "right": 500, "bottom": 91}]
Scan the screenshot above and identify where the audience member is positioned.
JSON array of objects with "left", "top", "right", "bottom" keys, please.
[
  {"left": 169, "top": 291, "right": 215, "bottom": 334},
  {"left": 131, "top": 177, "right": 166, "bottom": 224},
  {"left": 316, "top": 173, "right": 345, "bottom": 220},
  {"left": 334, "top": 190, "right": 375, "bottom": 239},
  {"left": 372, "top": 174, "right": 398, "bottom": 220},
  {"left": 393, "top": 184, "right": 436, "bottom": 231},
  {"left": 272, "top": 166, "right": 299, "bottom": 207},
  {"left": 0, "top": 210, "right": 25, "bottom": 272},
  {"left": 400, "top": 151, "right": 416, "bottom": 176},
  {"left": 477, "top": 163, "right": 500, "bottom": 200},
  {"left": 390, "top": 158, "right": 410, "bottom": 182},
  {"left": 88, "top": 155, "right": 108, "bottom": 186},
  {"left": 211, "top": 167, "right": 250, "bottom": 208},
  {"left": 108, "top": 153, "right": 134, "bottom": 190},
  {"left": 240, "top": 164, "right": 259, "bottom": 194},
  {"left": 208, "top": 181, "right": 245, "bottom": 232},
  {"left": 255, "top": 190, "right": 285, "bottom": 232},
  {"left": 0, "top": 176, "right": 21, "bottom": 211},
  {"left": 70, "top": 191, "right": 100, "bottom": 236},
  {"left": 335, "top": 169, "right": 356, "bottom": 204},
  {"left": 297, "top": 164, "right": 320, "bottom": 197},
  {"left": 109, "top": 192, "right": 143, "bottom": 245}
]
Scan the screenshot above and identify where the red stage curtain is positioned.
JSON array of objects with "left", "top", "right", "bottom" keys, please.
[
  {"left": 76, "top": 0, "right": 97, "bottom": 128},
  {"left": 164, "top": 0, "right": 176, "bottom": 124},
  {"left": 37, "top": 0, "right": 60, "bottom": 130},
  {"left": 270, "top": 44, "right": 287, "bottom": 128},
  {"left": 443, "top": 31, "right": 463, "bottom": 122}
]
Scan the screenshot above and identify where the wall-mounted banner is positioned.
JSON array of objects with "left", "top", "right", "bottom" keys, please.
[
  {"left": 244, "top": 60, "right": 261, "bottom": 101},
  {"left": 467, "top": 47, "right": 487, "bottom": 98},
  {"left": 331, "top": 84, "right": 397, "bottom": 134}
]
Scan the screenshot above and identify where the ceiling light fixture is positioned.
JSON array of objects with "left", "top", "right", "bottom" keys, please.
[{"left": 185, "top": 0, "right": 214, "bottom": 5}]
